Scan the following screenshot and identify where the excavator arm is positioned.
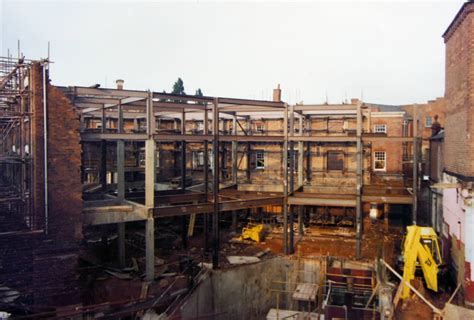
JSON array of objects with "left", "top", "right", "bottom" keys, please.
[{"left": 401, "top": 226, "right": 440, "bottom": 299}]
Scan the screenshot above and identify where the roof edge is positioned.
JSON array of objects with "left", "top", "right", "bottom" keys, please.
[{"left": 443, "top": 1, "right": 474, "bottom": 42}]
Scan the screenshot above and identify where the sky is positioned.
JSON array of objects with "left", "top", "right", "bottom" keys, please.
[{"left": 0, "top": 0, "right": 465, "bottom": 105}]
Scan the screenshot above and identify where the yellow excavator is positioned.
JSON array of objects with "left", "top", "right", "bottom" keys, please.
[
  {"left": 401, "top": 225, "right": 443, "bottom": 299},
  {"left": 239, "top": 223, "right": 265, "bottom": 243}
]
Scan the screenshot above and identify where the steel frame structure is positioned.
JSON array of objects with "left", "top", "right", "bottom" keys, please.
[{"left": 65, "top": 84, "right": 420, "bottom": 277}]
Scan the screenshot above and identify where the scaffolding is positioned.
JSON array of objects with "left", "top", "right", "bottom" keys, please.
[{"left": 0, "top": 56, "right": 36, "bottom": 230}]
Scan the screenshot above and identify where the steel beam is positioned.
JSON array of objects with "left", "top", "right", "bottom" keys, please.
[{"left": 154, "top": 196, "right": 284, "bottom": 217}]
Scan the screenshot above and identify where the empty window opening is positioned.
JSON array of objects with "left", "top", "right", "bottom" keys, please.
[{"left": 327, "top": 151, "right": 344, "bottom": 171}]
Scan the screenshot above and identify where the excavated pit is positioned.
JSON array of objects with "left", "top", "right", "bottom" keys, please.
[{"left": 176, "top": 256, "right": 381, "bottom": 320}]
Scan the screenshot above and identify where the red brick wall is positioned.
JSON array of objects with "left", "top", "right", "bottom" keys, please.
[
  {"left": 23, "top": 63, "right": 84, "bottom": 308},
  {"left": 444, "top": 4, "right": 474, "bottom": 178},
  {"left": 30, "top": 63, "right": 83, "bottom": 241},
  {"left": 370, "top": 116, "right": 404, "bottom": 174}
]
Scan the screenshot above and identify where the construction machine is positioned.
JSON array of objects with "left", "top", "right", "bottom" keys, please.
[
  {"left": 239, "top": 223, "right": 265, "bottom": 243},
  {"left": 401, "top": 225, "right": 442, "bottom": 299}
]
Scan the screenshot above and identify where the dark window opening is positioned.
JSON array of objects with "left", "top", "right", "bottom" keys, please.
[{"left": 327, "top": 151, "right": 344, "bottom": 171}]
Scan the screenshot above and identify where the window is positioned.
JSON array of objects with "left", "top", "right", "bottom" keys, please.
[
  {"left": 425, "top": 116, "right": 433, "bottom": 127},
  {"left": 197, "top": 122, "right": 204, "bottom": 132},
  {"left": 255, "top": 122, "right": 264, "bottom": 133},
  {"left": 327, "top": 151, "right": 344, "bottom": 171},
  {"left": 256, "top": 151, "right": 265, "bottom": 169},
  {"left": 193, "top": 151, "right": 205, "bottom": 168},
  {"left": 374, "top": 124, "right": 387, "bottom": 133},
  {"left": 373, "top": 151, "right": 386, "bottom": 171}
]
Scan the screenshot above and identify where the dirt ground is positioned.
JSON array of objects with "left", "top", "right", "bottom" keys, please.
[{"left": 249, "top": 218, "right": 403, "bottom": 266}]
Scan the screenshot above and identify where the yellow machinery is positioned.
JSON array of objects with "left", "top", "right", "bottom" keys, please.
[
  {"left": 401, "top": 225, "right": 442, "bottom": 299},
  {"left": 239, "top": 223, "right": 265, "bottom": 243}
]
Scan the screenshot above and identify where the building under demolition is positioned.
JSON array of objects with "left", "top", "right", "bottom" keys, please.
[{"left": 1, "top": 1, "right": 474, "bottom": 319}]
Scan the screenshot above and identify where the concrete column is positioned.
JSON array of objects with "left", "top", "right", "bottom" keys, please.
[
  {"left": 144, "top": 92, "right": 156, "bottom": 281},
  {"left": 117, "top": 141, "right": 125, "bottom": 200},
  {"left": 145, "top": 217, "right": 155, "bottom": 281},
  {"left": 117, "top": 140, "right": 126, "bottom": 268},
  {"left": 118, "top": 100, "right": 123, "bottom": 133}
]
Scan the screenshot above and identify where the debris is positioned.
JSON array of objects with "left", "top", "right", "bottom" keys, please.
[
  {"left": 254, "top": 248, "right": 271, "bottom": 258},
  {"left": 0, "top": 286, "right": 19, "bottom": 303},
  {"left": 158, "top": 279, "right": 169, "bottom": 288},
  {"left": 155, "top": 257, "right": 165, "bottom": 266},
  {"left": 105, "top": 270, "right": 132, "bottom": 280},
  {"left": 292, "top": 283, "right": 318, "bottom": 302},
  {"left": 226, "top": 256, "right": 260, "bottom": 265},
  {"left": 161, "top": 272, "right": 178, "bottom": 277},
  {"left": 170, "top": 288, "right": 188, "bottom": 297},
  {"left": 229, "top": 238, "right": 254, "bottom": 244},
  {"left": 199, "top": 262, "right": 213, "bottom": 269},
  {"left": 142, "top": 310, "right": 169, "bottom": 320}
]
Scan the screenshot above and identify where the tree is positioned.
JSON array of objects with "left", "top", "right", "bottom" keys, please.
[
  {"left": 172, "top": 78, "right": 185, "bottom": 95},
  {"left": 195, "top": 88, "right": 205, "bottom": 105}
]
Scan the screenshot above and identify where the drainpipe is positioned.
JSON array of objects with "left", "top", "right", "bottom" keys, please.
[{"left": 42, "top": 61, "right": 49, "bottom": 235}]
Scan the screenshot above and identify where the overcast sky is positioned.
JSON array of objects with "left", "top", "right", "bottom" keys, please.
[{"left": 0, "top": 0, "right": 465, "bottom": 105}]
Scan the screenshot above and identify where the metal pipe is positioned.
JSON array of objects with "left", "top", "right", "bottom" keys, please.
[{"left": 42, "top": 61, "right": 49, "bottom": 235}]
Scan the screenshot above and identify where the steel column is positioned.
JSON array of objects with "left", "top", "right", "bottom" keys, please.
[
  {"left": 212, "top": 99, "right": 220, "bottom": 269},
  {"left": 356, "top": 102, "right": 363, "bottom": 259},
  {"left": 283, "top": 104, "right": 289, "bottom": 255}
]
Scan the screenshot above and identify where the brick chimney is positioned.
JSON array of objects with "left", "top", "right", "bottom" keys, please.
[
  {"left": 351, "top": 98, "right": 359, "bottom": 105},
  {"left": 273, "top": 84, "right": 281, "bottom": 102},
  {"left": 116, "top": 79, "right": 124, "bottom": 90}
]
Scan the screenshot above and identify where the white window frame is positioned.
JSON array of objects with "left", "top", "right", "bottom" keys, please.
[
  {"left": 425, "top": 116, "right": 433, "bottom": 128},
  {"left": 373, "top": 124, "right": 387, "bottom": 133},
  {"left": 256, "top": 122, "right": 264, "bottom": 133},
  {"left": 373, "top": 151, "right": 387, "bottom": 171},
  {"left": 256, "top": 151, "right": 265, "bottom": 169}
]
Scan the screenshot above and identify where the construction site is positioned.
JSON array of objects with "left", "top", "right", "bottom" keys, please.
[{"left": 1, "top": 1, "right": 474, "bottom": 319}]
